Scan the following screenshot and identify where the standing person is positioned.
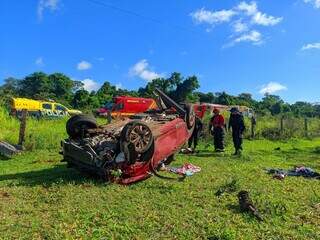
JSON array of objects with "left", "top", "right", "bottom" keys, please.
[
  {"left": 188, "top": 116, "right": 203, "bottom": 152},
  {"left": 209, "top": 108, "right": 225, "bottom": 152},
  {"left": 229, "top": 107, "right": 246, "bottom": 155}
]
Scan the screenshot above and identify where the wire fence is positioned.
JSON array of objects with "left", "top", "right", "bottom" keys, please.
[{"left": 201, "top": 113, "right": 320, "bottom": 141}]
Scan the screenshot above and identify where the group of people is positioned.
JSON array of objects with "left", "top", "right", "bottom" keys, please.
[{"left": 188, "top": 107, "right": 246, "bottom": 155}]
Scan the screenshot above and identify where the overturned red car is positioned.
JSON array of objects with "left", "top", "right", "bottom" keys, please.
[{"left": 61, "top": 89, "right": 195, "bottom": 184}]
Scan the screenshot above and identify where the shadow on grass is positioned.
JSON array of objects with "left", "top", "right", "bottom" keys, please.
[
  {"left": 193, "top": 153, "right": 215, "bottom": 158},
  {"left": 0, "top": 155, "right": 11, "bottom": 161},
  {"left": 0, "top": 164, "right": 107, "bottom": 187},
  {"left": 193, "top": 151, "right": 229, "bottom": 158}
]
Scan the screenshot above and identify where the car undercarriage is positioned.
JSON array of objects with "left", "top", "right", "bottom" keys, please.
[{"left": 61, "top": 88, "right": 195, "bottom": 184}]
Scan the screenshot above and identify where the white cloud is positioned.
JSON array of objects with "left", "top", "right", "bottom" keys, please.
[
  {"left": 304, "top": 0, "right": 320, "bottom": 8},
  {"left": 237, "top": 1, "right": 258, "bottom": 16},
  {"left": 37, "top": 0, "right": 59, "bottom": 20},
  {"left": 191, "top": 1, "right": 282, "bottom": 46},
  {"left": 301, "top": 42, "right": 320, "bottom": 50},
  {"left": 237, "top": 1, "right": 282, "bottom": 26},
  {"left": 129, "top": 59, "right": 162, "bottom": 82},
  {"left": 35, "top": 57, "right": 44, "bottom": 66},
  {"left": 259, "top": 82, "right": 287, "bottom": 95},
  {"left": 233, "top": 20, "right": 249, "bottom": 33},
  {"left": 77, "top": 60, "right": 92, "bottom": 70},
  {"left": 234, "top": 30, "right": 262, "bottom": 44},
  {"left": 252, "top": 11, "right": 282, "bottom": 26},
  {"left": 190, "top": 8, "right": 236, "bottom": 24},
  {"left": 81, "top": 78, "right": 99, "bottom": 92},
  {"left": 115, "top": 83, "right": 122, "bottom": 90}
]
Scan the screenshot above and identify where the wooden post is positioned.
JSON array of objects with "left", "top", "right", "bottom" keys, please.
[
  {"left": 18, "top": 110, "right": 27, "bottom": 146},
  {"left": 280, "top": 116, "right": 284, "bottom": 135},
  {"left": 304, "top": 118, "right": 308, "bottom": 138},
  {"left": 251, "top": 116, "right": 256, "bottom": 139}
]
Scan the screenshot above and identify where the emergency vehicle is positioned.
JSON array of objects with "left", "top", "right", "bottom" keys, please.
[
  {"left": 96, "top": 96, "right": 158, "bottom": 118},
  {"left": 10, "top": 98, "right": 82, "bottom": 118}
]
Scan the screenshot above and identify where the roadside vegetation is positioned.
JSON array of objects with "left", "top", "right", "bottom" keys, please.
[
  {"left": 1, "top": 71, "right": 320, "bottom": 119},
  {"left": 1, "top": 71, "right": 320, "bottom": 239},
  {"left": 0, "top": 106, "right": 320, "bottom": 239}
]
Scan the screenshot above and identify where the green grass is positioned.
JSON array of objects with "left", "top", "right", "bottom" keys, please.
[
  {"left": 1, "top": 139, "right": 320, "bottom": 239},
  {"left": 1, "top": 107, "right": 320, "bottom": 239}
]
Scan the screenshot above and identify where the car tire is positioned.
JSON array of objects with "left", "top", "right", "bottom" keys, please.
[{"left": 66, "top": 114, "right": 97, "bottom": 138}]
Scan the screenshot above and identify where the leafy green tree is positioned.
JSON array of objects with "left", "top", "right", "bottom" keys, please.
[
  {"left": 138, "top": 72, "right": 200, "bottom": 103},
  {"left": 291, "top": 101, "right": 315, "bottom": 117},
  {"left": 0, "top": 77, "right": 20, "bottom": 95},
  {"left": 197, "top": 92, "right": 216, "bottom": 103},
  {"left": 96, "top": 81, "right": 117, "bottom": 105},
  {"left": 71, "top": 89, "right": 90, "bottom": 109},
  {"left": 236, "top": 93, "right": 257, "bottom": 107},
  {"left": 215, "top": 92, "right": 235, "bottom": 105},
  {"left": 18, "top": 72, "right": 52, "bottom": 99},
  {"left": 258, "top": 94, "right": 284, "bottom": 115}
]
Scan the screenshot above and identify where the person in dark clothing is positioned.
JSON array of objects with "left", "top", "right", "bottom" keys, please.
[
  {"left": 209, "top": 108, "right": 225, "bottom": 152},
  {"left": 229, "top": 107, "right": 246, "bottom": 155},
  {"left": 188, "top": 116, "right": 203, "bottom": 151}
]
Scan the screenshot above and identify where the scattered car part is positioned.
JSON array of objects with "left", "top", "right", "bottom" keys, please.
[
  {"left": 0, "top": 141, "right": 22, "bottom": 158},
  {"left": 238, "top": 190, "right": 263, "bottom": 221}
]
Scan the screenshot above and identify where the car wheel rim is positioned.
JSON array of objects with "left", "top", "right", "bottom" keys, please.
[{"left": 129, "top": 124, "right": 152, "bottom": 152}]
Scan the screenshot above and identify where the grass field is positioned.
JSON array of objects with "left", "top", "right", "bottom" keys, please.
[{"left": 1, "top": 109, "right": 320, "bottom": 239}]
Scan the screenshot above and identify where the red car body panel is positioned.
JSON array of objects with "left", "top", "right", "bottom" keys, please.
[{"left": 118, "top": 118, "right": 190, "bottom": 184}]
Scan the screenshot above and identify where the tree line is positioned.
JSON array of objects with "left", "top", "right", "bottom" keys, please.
[{"left": 1, "top": 71, "right": 319, "bottom": 117}]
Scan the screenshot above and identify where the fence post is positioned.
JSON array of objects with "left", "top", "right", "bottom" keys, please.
[
  {"left": 18, "top": 110, "right": 27, "bottom": 146},
  {"left": 251, "top": 116, "right": 256, "bottom": 139},
  {"left": 304, "top": 118, "right": 308, "bottom": 138},
  {"left": 280, "top": 116, "right": 284, "bottom": 135}
]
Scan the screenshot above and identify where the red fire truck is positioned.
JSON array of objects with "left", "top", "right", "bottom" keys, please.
[{"left": 96, "top": 96, "right": 158, "bottom": 118}]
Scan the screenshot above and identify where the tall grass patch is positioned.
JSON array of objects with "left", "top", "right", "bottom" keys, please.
[{"left": 0, "top": 106, "right": 67, "bottom": 150}]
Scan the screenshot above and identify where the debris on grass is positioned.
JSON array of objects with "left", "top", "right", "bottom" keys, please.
[
  {"left": 0, "top": 141, "right": 22, "bottom": 158},
  {"left": 238, "top": 190, "right": 263, "bottom": 221},
  {"left": 161, "top": 163, "right": 201, "bottom": 176},
  {"left": 215, "top": 179, "right": 239, "bottom": 197},
  {"left": 266, "top": 166, "right": 320, "bottom": 180}
]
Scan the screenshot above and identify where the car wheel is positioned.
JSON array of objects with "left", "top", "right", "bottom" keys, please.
[
  {"left": 185, "top": 104, "right": 195, "bottom": 130},
  {"left": 120, "top": 121, "right": 154, "bottom": 154},
  {"left": 66, "top": 114, "right": 97, "bottom": 138}
]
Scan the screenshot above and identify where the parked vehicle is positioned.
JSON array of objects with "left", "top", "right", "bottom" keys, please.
[
  {"left": 61, "top": 88, "right": 195, "bottom": 184},
  {"left": 10, "top": 98, "right": 82, "bottom": 118},
  {"left": 96, "top": 96, "right": 158, "bottom": 118}
]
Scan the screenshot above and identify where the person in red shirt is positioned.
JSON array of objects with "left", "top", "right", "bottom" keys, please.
[{"left": 209, "top": 108, "right": 225, "bottom": 152}]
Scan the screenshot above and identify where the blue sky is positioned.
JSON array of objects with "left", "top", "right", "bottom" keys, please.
[{"left": 1, "top": 0, "right": 320, "bottom": 103}]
